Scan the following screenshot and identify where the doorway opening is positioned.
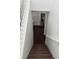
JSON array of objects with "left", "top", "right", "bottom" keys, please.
[{"left": 32, "top": 11, "right": 49, "bottom": 44}]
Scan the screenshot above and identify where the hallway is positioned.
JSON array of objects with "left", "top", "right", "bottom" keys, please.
[
  {"left": 20, "top": 0, "right": 59, "bottom": 59},
  {"left": 27, "top": 25, "right": 54, "bottom": 59}
]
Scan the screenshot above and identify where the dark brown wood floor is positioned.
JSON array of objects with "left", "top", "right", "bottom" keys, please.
[{"left": 27, "top": 26, "right": 54, "bottom": 59}]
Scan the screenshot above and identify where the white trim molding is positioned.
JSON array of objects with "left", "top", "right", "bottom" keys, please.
[{"left": 46, "top": 34, "right": 59, "bottom": 43}]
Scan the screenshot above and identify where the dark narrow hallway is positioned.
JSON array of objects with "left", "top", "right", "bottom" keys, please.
[
  {"left": 27, "top": 25, "right": 54, "bottom": 59},
  {"left": 33, "top": 25, "right": 45, "bottom": 44}
]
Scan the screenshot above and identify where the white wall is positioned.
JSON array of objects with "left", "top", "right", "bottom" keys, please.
[
  {"left": 20, "top": 0, "right": 25, "bottom": 22},
  {"left": 31, "top": 0, "right": 49, "bottom": 11},
  {"left": 45, "top": 1, "right": 59, "bottom": 58},
  {"left": 22, "top": 11, "right": 33, "bottom": 59},
  {"left": 32, "top": 11, "right": 41, "bottom": 25},
  {"left": 46, "top": 0, "right": 59, "bottom": 41},
  {"left": 45, "top": 37, "right": 59, "bottom": 59},
  {"left": 20, "top": 0, "right": 33, "bottom": 59}
]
